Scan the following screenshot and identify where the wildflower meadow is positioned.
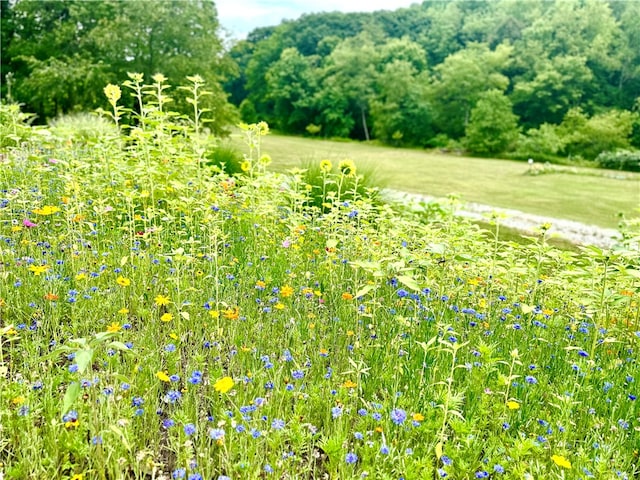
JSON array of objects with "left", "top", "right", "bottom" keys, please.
[{"left": 1, "top": 75, "right": 639, "bottom": 480}]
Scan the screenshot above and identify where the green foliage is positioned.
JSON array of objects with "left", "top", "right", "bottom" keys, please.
[
  {"left": 464, "top": 90, "right": 519, "bottom": 155},
  {"left": 49, "top": 112, "right": 118, "bottom": 145},
  {"left": 299, "top": 159, "right": 384, "bottom": 211},
  {"left": 511, "top": 123, "right": 566, "bottom": 162},
  {"left": 429, "top": 43, "right": 512, "bottom": 139},
  {"left": 0, "top": 102, "right": 37, "bottom": 147},
  {"left": 3, "top": 0, "right": 237, "bottom": 130},
  {"left": 559, "top": 108, "right": 637, "bottom": 160},
  {"left": 596, "top": 150, "right": 640, "bottom": 172},
  {"left": 204, "top": 142, "right": 245, "bottom": 175},
  {"left": 224, "top": 0, "right": 640, "bottom": 158}
]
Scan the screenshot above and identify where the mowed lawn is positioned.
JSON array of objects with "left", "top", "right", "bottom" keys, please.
[{"left": 233, "top": 133, "right": 640, "bottom": 229}]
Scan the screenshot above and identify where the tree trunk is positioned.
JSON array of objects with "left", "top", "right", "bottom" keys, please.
[{"left": 361, "top": 105, "right": 370, "bottom": 141}]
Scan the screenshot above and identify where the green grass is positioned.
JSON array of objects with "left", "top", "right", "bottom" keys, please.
[{"left": 234, "top": 133, "right": 640, "bottom": 229}]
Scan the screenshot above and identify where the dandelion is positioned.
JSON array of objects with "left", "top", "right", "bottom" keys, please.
[
  {"left": 160, "top": 313, "right": 173, "bottom": 322},
  {"left": 214, "top": 376, "right": 234, "bottom": 393},
  {"left": 118, "top": 307, "right": 129, "bottom": 315},
  {"left": 342, "top": 292, "right": 354, "bottom": 300},
  {"left": 551, "top": 454, "right": 572, "bottom": 469},
  {"left": 116, "top": 276, "right": 131, "bottom": 287},
  {"left": 156, "top": 371, "right": 171, "bottom": 382}
]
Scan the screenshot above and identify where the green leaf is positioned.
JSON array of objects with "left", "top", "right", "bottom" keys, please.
[
  {"left": 62, "top": 382, "right": 81, "bottom": 415},
  {"left": 75, "top": 349, "right": 94, "bottom": 373},
  {"left": 355, "top": 284, "right": 376, "bottom": 298},
  {"left": 397, "top": 275, "right": 421, "bottom": 292},
  {"left": 625, "top": 268, "right": 640, "bottom": 279},
  {"left": 107, "top": 341, "right": 132, "bottom": 352},
  {"left": 435, "top": 441, "right": 443, "bottom": 459}
]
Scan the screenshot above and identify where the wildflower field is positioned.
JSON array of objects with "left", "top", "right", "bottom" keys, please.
[{"left": 1, "top": 78, "right": 639, "bottom": 480}]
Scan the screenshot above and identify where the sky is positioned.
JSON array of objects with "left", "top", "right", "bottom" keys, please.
[{"left": 216, "top": 0, "right": 421, "bottom": 39}]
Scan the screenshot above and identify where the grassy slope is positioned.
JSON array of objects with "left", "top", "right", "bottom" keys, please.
[{"left": 237, "top": 133, "right": 640, "bottom": 229}]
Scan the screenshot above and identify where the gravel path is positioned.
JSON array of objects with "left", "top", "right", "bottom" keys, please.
[{"left": 383, "top": 189, "right": 620, "bottom": 249}]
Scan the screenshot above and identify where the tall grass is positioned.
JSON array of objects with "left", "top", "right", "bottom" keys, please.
[{"left": 0, "top": 85, "right": 639, "bottom": 479}]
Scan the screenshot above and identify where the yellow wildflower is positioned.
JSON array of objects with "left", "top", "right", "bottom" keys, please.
[
  {"left": 154, "top": 294, "right": 170, "bottom": 306},
  {"left": 11, "top": 396, "right": 25, "bottom": 405},
  {"left": 160, "top": 313, "right": 173, "bottom": 322},
  {"left": 319, "top": 159, "right": 332, "bottom": 173},
  {"left": 118, "top": 307, "right": 129, "bottom": 315},
  {"left": 342, "top": 380, "right": 357, "bottom": 389},
  {"left": 338, "top": 159, "right": 356, "bottom": 176},
  {"left": 412, "top": 413, "right": 425, "bottom": 422},
  {"left": 214, "top": 376, "right": 234, "bottom": 393},
  {"left": 342, "top": 292, "right": 354, "bottom": 300},
  {"left": 281, "top": 285, "right": 294, "bottom": 298},
  {"left": 506, "top": 400, "right": 520, "bottom": 410},
  {"left": 551, "top": 454, "right": 572, "bottom": 469},
  {"left": 156, "top": 371, "right": 170, "bottom": 382},
  {"left": 116, "top": 276, "right": 131, "bottom": 287},
  {"left": 106, "top": 322, "right": 122, "bottom": 333},
  {"left": 28, "top": 265, "right": 49, "bottom": 276},
  {"left": 103, "top": 83, "right": 122, "bottom": 107},
  {"left": 33, "top": 205, "right": 61, "bottom": 215}
]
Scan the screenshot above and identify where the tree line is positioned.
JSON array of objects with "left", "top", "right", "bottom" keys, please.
[
  {"left": 2, "top": 0, "right": 639, "bottom": 162},
  {"left": 226, "top": 0, "right": 640, "bottom": 160},
  {"left": 0, "top": 0, "right": 237, "bottom": 134}
]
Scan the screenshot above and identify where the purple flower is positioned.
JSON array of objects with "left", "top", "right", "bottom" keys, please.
[
  {"left": 345, "top": 452, "right": 358, "bottom": 464},
  {"left": 184, "top": 423, "right": 196, "bottom": 436},
  {"left": 390, "top": 408, "right": 407, "bottom": 425}
]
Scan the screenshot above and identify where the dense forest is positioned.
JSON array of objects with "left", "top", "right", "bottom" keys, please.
[
  {"left": 226, "top": 0, "right": 640, "bottom": 163},
  {"left": 2, "top": 0, "right": 640, "bottom": 164}
]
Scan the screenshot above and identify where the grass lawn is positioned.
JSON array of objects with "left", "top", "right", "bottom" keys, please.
[{"left": 229, "top": 133, "right": 640, "bottom": 229}]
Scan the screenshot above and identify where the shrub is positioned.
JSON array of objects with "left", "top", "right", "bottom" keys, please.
[
  {"left": 204, "top": 142, "right": 245, "bottom": 175},
  {"left": 559, "top": 108, "right": 637, "bottom": 160},
  {"left": 49, "top": 112, "right": 118, "bottom": 144},
  {"left": 300, "top": 158, "right": 385, "bottom": 211},
  {"left": 595, "top": 149, "right": 640, "bottom": 172}
]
